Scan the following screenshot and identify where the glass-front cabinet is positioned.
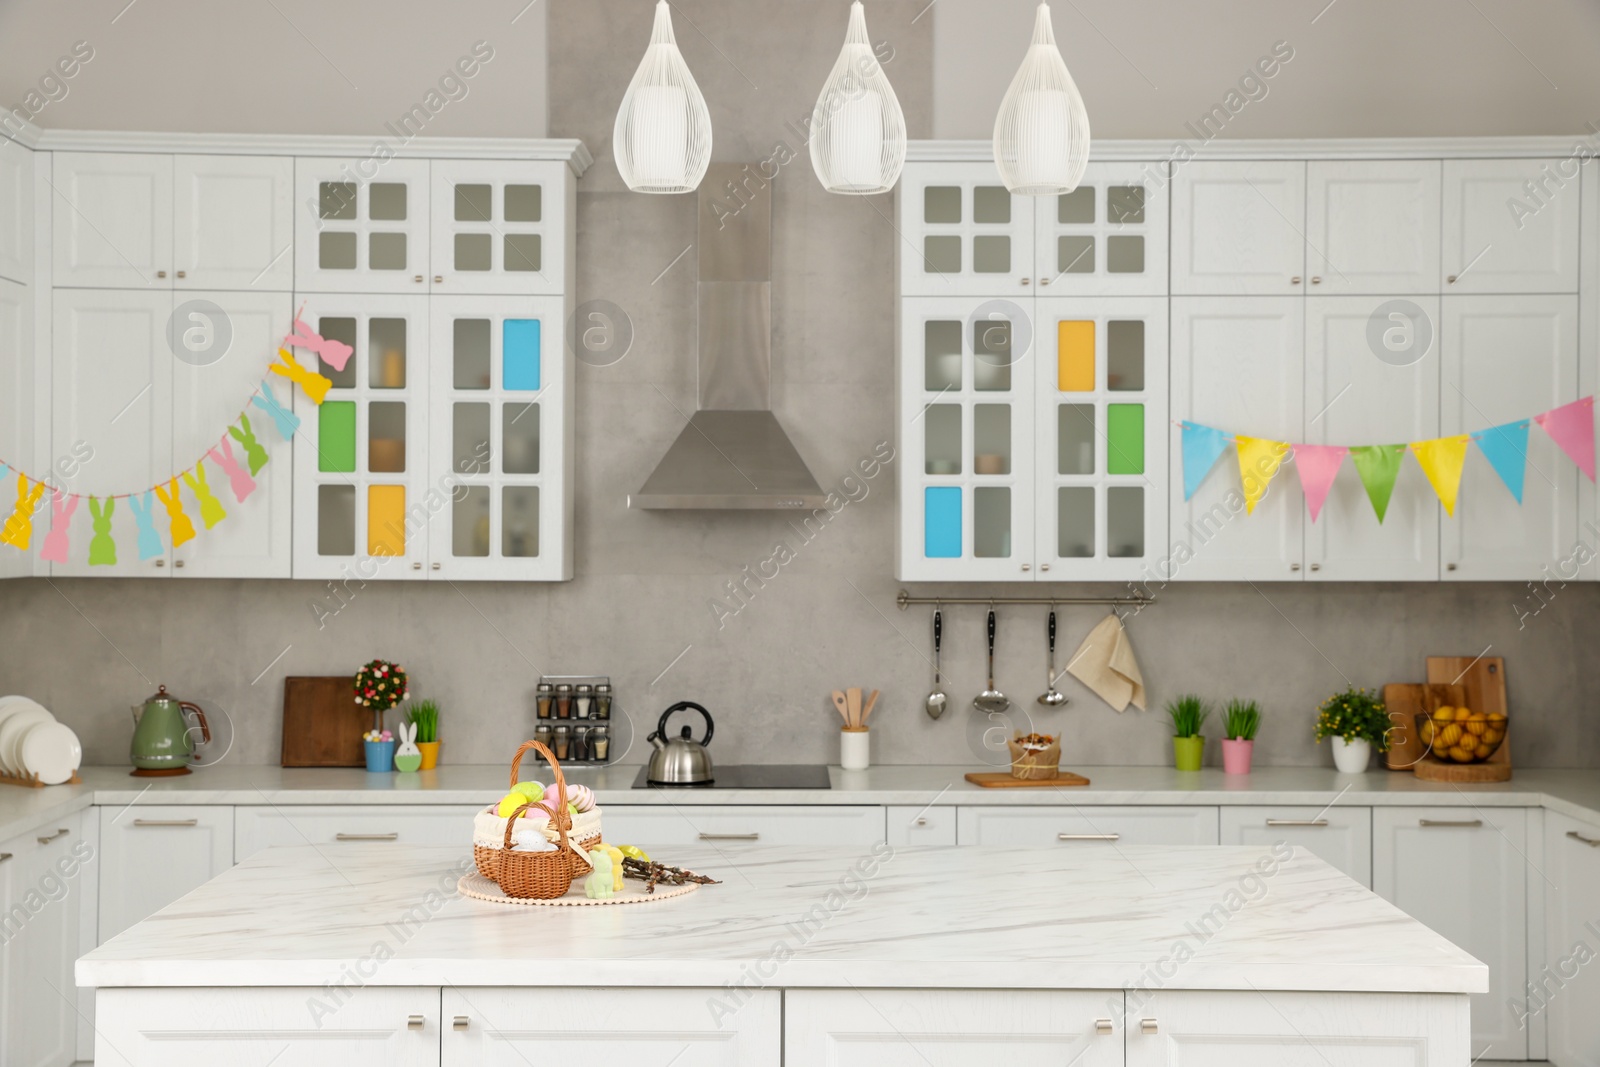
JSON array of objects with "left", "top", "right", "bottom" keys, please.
[
  {"left": 429, "top": 161, "right": 569, "bottom": 296},
  {"left": 294, "top": 159, "right": 432, "bottom": 294},
  {"left": 1033, "top": 162, "right": 1168, "bottom": 296}
]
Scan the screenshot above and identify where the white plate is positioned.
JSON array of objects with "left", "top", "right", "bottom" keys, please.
[
  {"left": 0, "top": 705, "right": 53, "bottom": 778},
  {"left": 0, "top": 696, "right": 33, "bottom": 738},
  {"left": 18, "top": 722, "right": 80, "bottom": 785}
]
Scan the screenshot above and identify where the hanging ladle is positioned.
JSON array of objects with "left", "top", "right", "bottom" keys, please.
[
  {"left": 973, "top": 607, "right": 1009, "bottom": 714},
  {"left": 1037, "top": 608, "right": 1068, "bottom": 707},
  {"left": 924, "top": 607, "right": 947, "bottom": 720}
]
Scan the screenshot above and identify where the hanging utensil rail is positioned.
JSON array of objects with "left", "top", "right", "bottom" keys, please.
[{"left": 895, "top": 589, "right": 1154, "bottom": 610}]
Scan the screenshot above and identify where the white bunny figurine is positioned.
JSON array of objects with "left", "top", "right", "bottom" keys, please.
[{"left": 394, "top": 721, "right": 422, "bottom": 772}]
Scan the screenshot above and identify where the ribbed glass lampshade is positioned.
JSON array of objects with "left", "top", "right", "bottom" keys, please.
[
  {"left": 809, "top": 1, "right": 906, "bottom": 195},
  {"left": 993, "top": 2, "right": 1091, "bottom": 195},
  {"left": 613, "top": 0, "right": 713, "bottom": 194}
]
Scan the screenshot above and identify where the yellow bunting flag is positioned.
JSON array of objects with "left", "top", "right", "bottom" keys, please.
[
  {"left": 1410, "top": 435, "right": 1471, "bottom": 517},
  {"left": 269, "top": 348, "right": 332, "bottom": 405},
  {"left": 154, "top": 478, "right": 197, "bottom": 547},
  {"left": 0, "top": 475, "right": 46, "bottom": 550},
  {"left": 1235, "top": 436, "right": 1291, "bottom": 514}
]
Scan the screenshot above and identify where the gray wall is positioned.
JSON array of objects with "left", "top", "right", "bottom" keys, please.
[{"left": 1, "top": 0, "right": 1597, "bottom": 772}]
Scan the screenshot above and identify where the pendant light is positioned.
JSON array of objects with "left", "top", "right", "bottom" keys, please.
[
  {"left": 992, "top": 2, "right": 1091, "bottom": 195},
  {"left": 809, "top": 1, "right": 906, "bottom": 195},
  {"left": 613, "top": 0, "right": 713, "bottom": 194}
]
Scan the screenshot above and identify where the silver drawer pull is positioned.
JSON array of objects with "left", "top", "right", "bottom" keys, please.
[
  {"left": 1419, "top": 819, "right": 1483, "bottom": 828},
  {"left": 407, "top": 1014, "right": 424, "bottom": 1030},
  {"left": 134, "top": 818, "right": 199, "bottom": 827},
  {"left": 453, "top": 1015, "right": 470, "bottom": 1031},
  {"left": 1059, "top": 833, "right": 1119, "bottom": 841},
  {"left": 336, "top": 832, "right": 399, "bottom": 841},
  {"left": 698, "top": 832, "right": 759, "bottom": 841},
  {"left": 1266, "top": 819, "right": 1328, "bottom": 827},
  {"left": 1095, "top": 1018, "right": 1113, "bottom": 1036},
  {"left": 1141, "top": 1018, "right": 1159, "bottom": 1035},
  {"left": 37, "top": 828, "right": 70, "bottom": 844},
  {"left": 914, "top": 817, "right": 929, "bottom": 826},
  {"left": 1567, "top": 830, "right": 1600, "bottom": 848}
]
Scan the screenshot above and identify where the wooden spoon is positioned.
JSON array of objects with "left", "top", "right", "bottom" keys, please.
[
  {"left": 862, "top": 689, "right": 881, "bottom": 725},
  {"left": 847, "top": 687, "right": 863, "bottom": 729},
  {"left": 831, "top": 690, "right": 852, "bottom": 726}
]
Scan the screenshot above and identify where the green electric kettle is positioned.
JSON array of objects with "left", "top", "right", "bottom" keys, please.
[{"left": 130, "top": 685, "right": 211, "bottom": 776}]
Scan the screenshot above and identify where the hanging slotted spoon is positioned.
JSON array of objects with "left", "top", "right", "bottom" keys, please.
[{"left": 973, "top": 608, "right": 1009, "bottom": 714}]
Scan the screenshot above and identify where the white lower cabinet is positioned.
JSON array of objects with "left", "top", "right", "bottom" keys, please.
[
  {"left": 601, "top": 806, "right": 886, "bottom": 848},
  {"left": 98, "top": 804, "right": 233, "bottom": 944},
  {"left": 886, "top": 805, "right": 957, "bottom": 847},
  {"left": 1543, "top": 812, "right": 1600, "bottom": 1067},
  {"left": 1123, "top": 990, "right": 1470, "bottom": 1066},
  {"left": 0, "top": 812, "right": 84, "bottom": 1067},
  {"left": 1373, "top": 806, "right": 1529, "bottom": 1060},
  {"left": 958, "top": 805, "right": 1219, "bottom": 846},
  {"left": 93, "top": 986, "right": 440, "bottom": 1067},
  {"left": 785, "top": 989, "right": 1124, "bottom": 1066},
  {"left": 1219, "top": 805, "right": 1372, "bottom": 886},
  {"left": 234, "top": 804, "right": 482, "bottom": 862},
  {"left": 443, "top": 987, "right": 779, "bottom": 1065}
]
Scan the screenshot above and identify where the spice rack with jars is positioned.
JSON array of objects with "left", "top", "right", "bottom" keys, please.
[{"left": 533, "top": 674, "right": 623, "bottom": 765}]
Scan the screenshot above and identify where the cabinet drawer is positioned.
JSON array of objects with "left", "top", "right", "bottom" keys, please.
[
  {"left": 1219, "top": 805, "right": 1372, "bottom": 886},
  {"left": 601, "top": 806, "right": 885, "bottom": 847},
  {"left": 234, "top": 804, "right": 482, "bottom": 863},
  {"left": 958, "top": 805, "right": 1218, "bottom": 846},
  {"left": 99, "top": 804, "right": 233, "bottom": 943},
  {"left": 887, "top": 805, "right": 956, "bottom": 847}
]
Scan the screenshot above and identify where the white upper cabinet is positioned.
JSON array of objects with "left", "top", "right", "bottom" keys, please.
[
  {"left": 172, "top": 155, "right": 294, "bottom": 291},
  {"left": 0, "top": 279, "right": 34, "bottom": 580},
  {"left": 429, "top": 160, "right": 568, "bottom": 296},
  {"left": 899, "top": 161, "right": 1033, "bottom": 297},
  {"left": 1169, "top": 297, "right": 1304, "bottom": 580},
  {"left": 1443, "top": 158, "right": 1580, "bottom": 293},
  {"left": 51, "top": 152, "right": 173, "bottom": 289},
  {"left": 1171, "top": 160, "right": 1306, "bottom": 295},
  {"left": 1306, "top": 160, "right": 1440, "bottom": 294},
  {"left": 1441, "top": 294, "right": 1578, "bottom": 580},
  {"left": 294, "top": 158, "right": 432, "bottom": 293},
  {"left": 1303, "top": 296, "right": 1440, "bottom": 581},
  {"left": 1033, "top": 161, "right": 1168, "bottom": 295},
  {"left": 0, "top": 139, "right": 33, "bottom": 284}
]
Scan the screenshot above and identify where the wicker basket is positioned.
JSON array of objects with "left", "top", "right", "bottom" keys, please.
[{"left": 482, "top": 740, "right": 592, "bottom": 899}]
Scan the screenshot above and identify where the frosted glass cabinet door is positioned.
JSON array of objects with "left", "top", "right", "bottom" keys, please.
[
  {"left": 293, "top": 158, "right": 432, "bottom": 293},
  {"left": 171, "top": 291, "right": 294, "bottom": 578},
  {"left": 51, "top": 152, "right": 174, "bottom": 289},
  {"left": 1034, "top": 297, "right": 1167, "bottom": 581},
  {"left": 1440, "top": 295, "right": 1578, "bottom": 580},
  {"left": 898, "top": 161, "right": 1035, "bottom": 297},
  {"left": 1032, "top": 161, "right": 1168, "bottom": 295},
  {"left": 897, "top": 297, "right": 1035, "bottom": 581},
  {"left": 429, "top": 160, "right": 568, "bottom": 296},
  {"left": 51, "top": 288, "right": 173, "bottom": 577},
  {"left": 290, "top": 294, "right": 430, "bottom": 580},
  {"left": 1442, "top": 159, "right": 1580, "bottom": 294},
  {"left": 427, "top": 295, "right": 569, "bottom": 579},
  {"left": 1306, "top": 160, "right": 1441, "bottom": 294},
  {"left": 1171, "top": 160, "right": 1307, "bottom": 295},
  {"left": 0, "top": 138, "right": 33, "bottom": 284},
  {"left": 1169, "top": 297, "right": 1304, "bottom": 580},
  {"left": 173, "top": 155, "right": 295, "bottom": 291},
  {"left": 1303, "top": 296, "right": 1440, "bottom": 581},
  {"left": 0, "top": 279, "right": 34, "bottom": 579}
]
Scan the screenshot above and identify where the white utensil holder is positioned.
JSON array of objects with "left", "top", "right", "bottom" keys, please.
[{"left": 840, "top": 727, "right": 870, "bottom": 771}]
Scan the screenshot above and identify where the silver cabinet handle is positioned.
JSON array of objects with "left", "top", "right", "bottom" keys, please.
[
  {"left": 1447, "top": 563, "right": 1458, "bottom": 571},
  {"left": 1290, "top": 275, "right": 1302, "bottom": 285},
  {"left": 1141, "top": 1018, "right": 1159, "bottom": 1035},
  {"left": 1059, "top": 833, "right": 1119, "bottom": 841},
  {"left": 433, "top": 275, "right": 443, "bottom": 284},
  {"left": 1567, "top": 830, "right": 1600, "bottom": 848},
  {"left": 155, "top": 559, "right": 165, "bottom": 567},
  {"left": 1095, "top": 1018, "right": 1113, "bottom": 1036},
  {"left": 37, "top": 828, "right": 69, "bottom": 844},
  {"left": 699, "top": 832, "right": 759, "bottom": 841},
  {"left": 412, "top": 562, "right": 422, "bottom": 570},
  {"left": 1266, "top": 819, "right": 1328, "bottom": 827},
  {"left": 0, "top": 853, "right": 11, "bottom": 864},
  {"left": 452, "top": 1015, "right": 469, "bottom": 1031},
  {"left": 1290, "top": 563, "right": 1300, "bottom": 571},
  {"left": 1039, "top": 277, "right": 1052, "bottom": 286},
  {"left": 1310, "top": 563, "right": 1321, "bottom": 571},
  {"left": 176, "top": 270, "right": 187, "bottom": 279},
  {"left": 432, "top": 562, "right": 441, "bottom": 570},
  {"left": 414, "top": 274, "right": 424, "bottom": 283},
  {"left": 156, "top": 270, "right": 167, "bottom": 278},
  {"left": 1447, "top": 274, "right": 1458, "bottom": 284},
  {"left": 914, "top": 817, "right": 928, "bottom": 826},
  {"left": 134, "top": 818, "right": 199, "bottom": 827},
  {"left": 407, "top": 1014, "right": 424, "bottom": 1030},
  {"left": 336, "top": 832, "right": 399, "bottom": 841},
  {"left": 1020, "top": 277, "right": 1031, "bottom": 286},
  {"left": 174, "top": 560, "right": 185, "bottom": 568},
  {"left": 1310, "top": 276, "right": 1322, "bottom": 284},
  {"left": 1419, "top": 819, "right": 1483, "bottom": 828}
]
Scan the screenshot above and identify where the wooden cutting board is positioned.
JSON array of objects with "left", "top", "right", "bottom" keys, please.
[
  {"left": 281, "top": 676, "right": 367, "bottom": 767},
  {"left": 965, "top": 771, "right": 1091, "bottom": 788},
  {"left": 1383, "top": 682, "right": 1466, "bottom": 769}
]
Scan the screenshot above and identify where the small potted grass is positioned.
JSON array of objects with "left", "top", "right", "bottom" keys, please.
[
  {"left": 408, "top": 700, "right": 442, "bottom": 770},
  {"left": 1222, "top": 699, "right": 1261, "bottom": 775},
  {"left": 1165, "top": 694, "right": 1211, "bottom": 771}
]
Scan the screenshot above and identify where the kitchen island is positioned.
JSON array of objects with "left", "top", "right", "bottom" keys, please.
[{"left": 78, "top": 841, "right": 1482, "bottom": 1066}]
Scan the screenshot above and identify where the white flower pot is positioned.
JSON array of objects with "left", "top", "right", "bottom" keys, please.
[{"left": 1331, "top": 736, "right": 1371, "bottom": 774}]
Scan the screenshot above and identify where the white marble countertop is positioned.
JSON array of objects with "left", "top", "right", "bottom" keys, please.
[
  {"left": 77, "top": 842, "right": 1487, "bottom": 995},
  {"left": 6, "top": 764, "right": 1598, "bottom": 844}
]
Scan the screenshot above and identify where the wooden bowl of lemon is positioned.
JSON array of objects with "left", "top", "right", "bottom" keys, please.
[{"left": 1415, "top": 707, "right": 1507, "bottom": 764}]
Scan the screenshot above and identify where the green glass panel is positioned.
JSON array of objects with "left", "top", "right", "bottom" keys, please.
[
  {"left": 1106, "top": 403, "right": 1144, "bottom": 475},
  {"left": 318, "top": 401, "right": 356, "bottom": 473}
]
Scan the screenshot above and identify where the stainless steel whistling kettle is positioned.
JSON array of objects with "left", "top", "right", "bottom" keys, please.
[{"left": 645, "top": 701, "right": 714, "bottom": 785}]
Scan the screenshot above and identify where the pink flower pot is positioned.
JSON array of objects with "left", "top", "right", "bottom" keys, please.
[{"left": 1221, "top": 738, "right": 1254, "bottom": 775}]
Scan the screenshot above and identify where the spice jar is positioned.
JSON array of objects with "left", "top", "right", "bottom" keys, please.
[
  {"left": 575, "top": 683, "right": 593, "bottom": 719},
  {"left": 591, "top": 725, "right": 610, "bottom": 761},
  {"left": 572, "top": 726, "right": 589, "bottom": 761},
  {"left": 554, "top": 683, "right": 573, "bottom": 719},
  {"left": 536, "top": 681, "right": 553, "bottom": 720},
  {"left": 594, "top": 683, "right": 612, "bottom": 720},
  {"left": 552, "top": 723, "right": 570, "bottom": 760},
  {"left": 533, "top": 723, "right": 553, "bottom": 751}
]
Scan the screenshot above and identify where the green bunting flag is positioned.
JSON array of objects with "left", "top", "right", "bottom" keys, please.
[{"left": 1348, "top": 444, "right": 1407, "bottom": 523}]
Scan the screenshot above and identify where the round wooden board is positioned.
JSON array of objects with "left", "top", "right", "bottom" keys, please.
[
  {"left": 457, "top": 870, "right": 700, "bottom": 906},
  {"left": 1413, "top": 758, "right": 1512, "bottom": 782}
]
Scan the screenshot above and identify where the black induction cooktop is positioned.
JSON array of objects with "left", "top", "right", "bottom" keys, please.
[{"left": 630, "top": 764, "right": 831, "bottom": 789}]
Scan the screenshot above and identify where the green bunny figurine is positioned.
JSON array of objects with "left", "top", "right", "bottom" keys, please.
[{"left": 584, "top": 849, "right": 615, "bottom": 900}]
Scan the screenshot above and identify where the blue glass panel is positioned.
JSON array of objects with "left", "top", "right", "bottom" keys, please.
[
  {"left": 503, "top": 319, "right": 540, "bottom": 390},
  {"left": 924, "top": 486, "right": 961, "bottom": 559}
]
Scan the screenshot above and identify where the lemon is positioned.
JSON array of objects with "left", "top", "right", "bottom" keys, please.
[
  {"left": 1439, "top": 724, "right": 1463, "bottom": 747},
  {"left": 1466, "top": 720, "right": 1487, "bottom": 737},
  {"left": 1419, "top": 720, "right": 1436, "bottom": 744},
  {"left": 1484, "top": 728, "right": 1505, "bottom": 745},
  {"left": 1487, "top": 711, "right": 1506, "bottom": 723},
  {"left": 1474, "top": 743, "right": 1493, "bottom": 760},
  {"left": 1449, "top": 745, "right": 1475, "bottom": 763},
  {"left": 1433, "top": 707, "right": 1456, "bottom": 722}
]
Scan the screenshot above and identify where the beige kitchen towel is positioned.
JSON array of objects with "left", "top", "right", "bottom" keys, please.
[{"left": 1067, "top": 613, "right": 1146, "bottom": 712}]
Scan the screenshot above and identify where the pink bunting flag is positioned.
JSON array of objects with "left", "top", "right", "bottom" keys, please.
[
  {"left": 1293, "top": 445, "right": 1348, "bottom": 523},
  {"left": 39, "top": 491, "right": 78, "bottom": 563},
  {"left": 283, "top": 303, "right": 354, "bottom": 373},
  {"left": 207, "top": 437, "right": 257, "bottom": 503},
  {"left": 1533, "top": 397, "right": 1596, "bottom": 482}
]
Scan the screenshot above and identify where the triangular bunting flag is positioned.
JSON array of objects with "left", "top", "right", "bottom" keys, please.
[
  {"left": 1534, "top": 397, "right": 1596, "bottom": 482},
  {"left": 1411, "top": 435, "right": 1471, "bottom": 517},
  {"left": 1293, "top": 445, "right": 1347, "bottom": 523},
  {"left": 1348, "top": 444, "right": 1407, "bottom": 523},
  {"left": 1181, "top": 423, "right": 1230, "bottom": 500},
  {"left": 1235, "top": 436, "right": 1291, "bottom": 515},
  {"left": 1473, "top": 420, "right": 1530, "bottom": 503}
]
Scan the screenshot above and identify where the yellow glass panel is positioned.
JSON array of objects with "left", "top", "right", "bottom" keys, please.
[
  {"left": 1057, "top": 320, "right": 1095, "bottom": 392},
  {"left": 368, "top": 485, "right": 406, "bottom": 556}
]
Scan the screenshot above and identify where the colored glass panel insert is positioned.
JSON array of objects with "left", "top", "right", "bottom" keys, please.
[
  {"left": 1107, "top": 403, "right": 1145, "bottom": 474},
  {"left": 1057, "top": 320, "right": 1095, "bottom": 392},
  {"left": 317, "top": 401, "right": 356, "bottom": 473},
  {"left": 924, "top": 487, "right": 961, "bottom": 559},
  {"left": 504, "top": 319, "right": 541, "bottom": 390},
  {"left": 367, "top": 485, "right": 406, "bottom": 556}
]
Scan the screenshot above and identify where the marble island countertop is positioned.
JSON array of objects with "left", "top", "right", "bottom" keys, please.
[
  {"left": 77, "top": 842, "right": 1487, "bottom": 994},
  {"left": 5, "top": 764, "right": 1599, "bottom": 844}
]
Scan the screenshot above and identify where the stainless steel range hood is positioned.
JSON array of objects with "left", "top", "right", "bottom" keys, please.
[{"left": 629, "top": 164, "right": 827, "bottom": 510}]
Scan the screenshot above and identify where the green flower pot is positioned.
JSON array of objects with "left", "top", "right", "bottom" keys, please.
[{"left": 1173, "top": 735, "right": 1205, "bottom": 771}]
